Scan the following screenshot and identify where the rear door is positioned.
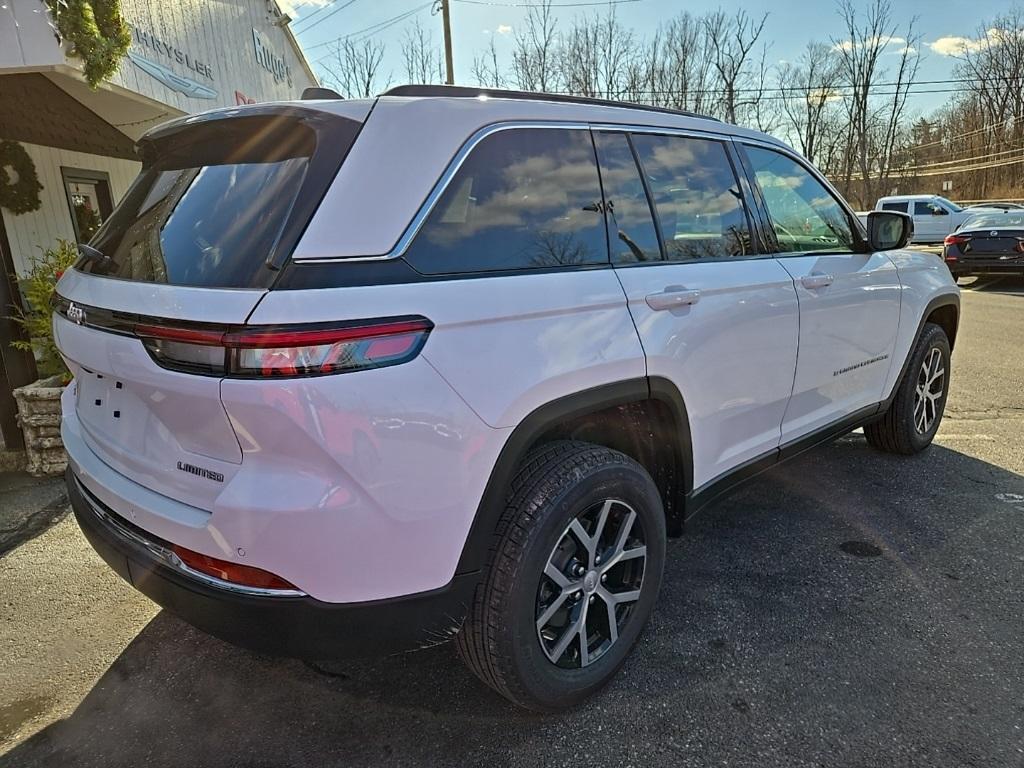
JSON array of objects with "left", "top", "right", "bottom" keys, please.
[
  {"left": 738, "top": 142, "right": 901, "bottom": 443},
  {"left": 597, "top": 129, "right": 800, "bottom": 491},
  {"left": 54, "top": 104, "right": 368, "bottom": 510}
]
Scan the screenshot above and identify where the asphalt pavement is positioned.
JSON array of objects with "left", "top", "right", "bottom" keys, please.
[{"left": 1, "top": 276, "right": 1022, "bottom": 768}]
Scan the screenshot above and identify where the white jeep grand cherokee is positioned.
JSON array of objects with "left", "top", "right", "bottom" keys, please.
[{"left": 55, "top": 85, "right": 959, "bottom": 712}]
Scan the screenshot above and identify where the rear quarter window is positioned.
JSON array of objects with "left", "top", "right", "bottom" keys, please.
[{"left": 402, "top": 128, "right": 608, "bottom": 274}]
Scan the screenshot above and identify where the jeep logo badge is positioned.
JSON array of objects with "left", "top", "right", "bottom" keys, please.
[{"left": 67, "top": 302, "right": 86, "bottom": 325}]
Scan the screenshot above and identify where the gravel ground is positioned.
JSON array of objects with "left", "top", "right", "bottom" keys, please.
[{"left": 1, "top": 277, "right": 1022, "bottom": 768}]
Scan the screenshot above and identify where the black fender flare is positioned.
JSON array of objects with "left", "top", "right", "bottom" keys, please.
[
  {"left": 454, "top": 376, "right": 693, "bottom": 575},
  {"left": 881, "top": 291, "right": 960, "bottom": 409}
]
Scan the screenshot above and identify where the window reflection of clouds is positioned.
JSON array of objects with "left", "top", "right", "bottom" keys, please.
[
  {"left": 631, "top": 134, "right": 750, "bottom": 260},
  {"left": 406, "top": 129, "right": 606, "bottom": 274},
  {"left": 593, "top": 132, "right": 661, "bottom": 263},
  {"left": 747, "top": 146, "right": 854, "bottom": 253}
]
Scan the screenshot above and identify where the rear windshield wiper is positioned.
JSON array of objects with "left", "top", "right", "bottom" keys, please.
[{"left": 78, "top": 243, "right": 114, "bottom": 269}]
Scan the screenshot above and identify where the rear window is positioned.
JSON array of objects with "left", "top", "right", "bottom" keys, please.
[
  {"left": 77, "top": 111, "right": 361, "bottom": 288},
  {"left": 882, "top": 202, "right": 908, "bottom": 213}
]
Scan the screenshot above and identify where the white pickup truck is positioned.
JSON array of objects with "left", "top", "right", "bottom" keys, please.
[{"left": 856, "top": 195, "right": 1006, "bottom": 244}]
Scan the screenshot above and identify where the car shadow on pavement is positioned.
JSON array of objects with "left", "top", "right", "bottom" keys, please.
[
  {"left": 959, "top": 275, "right": 1024, "bottom": 295},
  {"left": 5, "top": 435, "right": 1024, "bottom": 768}
]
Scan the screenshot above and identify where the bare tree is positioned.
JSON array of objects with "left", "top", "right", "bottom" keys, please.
[
  {"left": 704, "top": 10, "right": 769, "bottom": 124},
  {"left": 402, "top": 20, "right": 445, "bottom": 84},
  {"left": 472, "top": 35, "right": 506, "bottom": 88},
  {"left": 778, "top": 42, "right": 843, "bottom": 164},
  {"left": 321, "top": 38, "right": 389, "bottom": 98},
  {"left": 560, "top": 10, "right": 634, "bottom": 98},
  {"left": 831, "top": 0, "right": 920, "bottom": 206},
  {"left": 511, "top": 0, "right": 559, "bottom": 92}
]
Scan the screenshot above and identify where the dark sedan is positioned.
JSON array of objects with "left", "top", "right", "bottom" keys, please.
[{"left": 944, "top": 214, "right": 1024, "bottom": 279}]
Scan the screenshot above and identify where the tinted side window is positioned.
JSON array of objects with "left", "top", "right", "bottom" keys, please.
[
  {"left": 915, "top": 201, "right": 947, "bottom": 216},
  {"left": 593, "top": 132, "right": 661, "bottom": 263},
  {"left": 882, "top": 201, "right": 909, "bottom": 213},
  {"left": 630, "top": 134, "right": 751, "bottom": 260},
  {"left": 745, "top": 145, "right": 855, "bottom": 254},
  {"left": 403, "top": 128, "right": 607, "bottom": 274}
]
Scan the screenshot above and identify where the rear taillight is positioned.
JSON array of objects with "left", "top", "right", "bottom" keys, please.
[
  {"left": 944, "top": 234, "right": 971, "bottom": 247},
  {"left": 136, "top": 317, "right": 432, "bottom": 378}
]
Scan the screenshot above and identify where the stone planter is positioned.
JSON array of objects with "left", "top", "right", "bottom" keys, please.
[{"left": 13, "top": 375, "right": 67, "bottom": 477}]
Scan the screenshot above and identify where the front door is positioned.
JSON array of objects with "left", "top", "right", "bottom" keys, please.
[
  {"left": 595, "top": 130, "right": 800, "bottom": 491},
  {"left": 739, "top": 143, "right": 902, "bottom": 443},
  {"left": 912, "top": 200, "right": 951, "bottom": 243}
]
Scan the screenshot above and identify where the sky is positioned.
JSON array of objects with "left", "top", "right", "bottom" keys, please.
[{"left": 283, "top": 0, "right": 1016, "bottom": 118}]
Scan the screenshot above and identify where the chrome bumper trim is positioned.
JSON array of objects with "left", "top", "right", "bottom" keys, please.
[{"left": 72, "top": 474, "right": 307, "bottom": 599}]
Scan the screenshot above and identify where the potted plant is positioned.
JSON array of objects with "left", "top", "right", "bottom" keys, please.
[{"left": 9, "top": 240, "right": 77, "bottom": 476}]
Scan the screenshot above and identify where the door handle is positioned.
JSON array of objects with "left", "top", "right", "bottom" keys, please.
[
  {"left": 645, "top": 286, "right": 701, "bottom": 311},
  {"left": 800, "top": 274, "right": 834, "bottom": 289}
]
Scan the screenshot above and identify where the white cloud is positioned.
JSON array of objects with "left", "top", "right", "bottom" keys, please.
[
  {"left": 833, "top": 35, "right": 906, "bottom": 52},
  {"left": 497, "top": 23, "right": 513, "bottom": 35},
  {"left": 928, "top": 35, "right": 986, "bottom": 56}
]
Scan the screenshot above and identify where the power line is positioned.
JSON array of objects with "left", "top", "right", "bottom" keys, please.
[
  {"left": 293, "top": 0, "right": 360, "bottom": 35},
  {"left": 903, "top": 145, "right": 1024, "bottom": 171},
  {"left": 453, "top": 0, "right": 641, "bottom": 6},
  {"left": 885, "top": 155, "right": 1024, "bottom": 179},
  {"left": 311, "top": 3, "right": 433, "bottom": 60},
  {"left": 908, "top": 115, "right": 1020, "bottom": 152}
]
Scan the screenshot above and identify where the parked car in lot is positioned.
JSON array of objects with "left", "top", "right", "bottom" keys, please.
[
  {"left": 867, "top": 194, "right": 1009, "bottom": 244},
  {"left": 944, "top": 213, "right": 1024, "bottom": 279},
  {"left": 963, "top": 201, "right": 1024, "bottom": 211},
  {"left": 55, "top": 86, "right": 960, "bottom": 712}
]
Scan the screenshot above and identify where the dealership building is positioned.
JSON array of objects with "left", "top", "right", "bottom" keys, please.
[{"left": 0, "top": 0, "right": 318, "bottom": 450}]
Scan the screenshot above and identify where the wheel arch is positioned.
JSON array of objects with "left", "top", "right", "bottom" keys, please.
[
  {"left": 884, "top": 291, "right": 960, "bottom": 408},
  {"left": 454, "top": 376, "right": 693, "bottom": 575}
]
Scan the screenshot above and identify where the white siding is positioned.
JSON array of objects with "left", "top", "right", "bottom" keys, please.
[
  {"left": 104, "top": 0, "right": 317, "bottom": 110},
  {"left": 1, "top": 144, "right": 140, "bottom": 275}
]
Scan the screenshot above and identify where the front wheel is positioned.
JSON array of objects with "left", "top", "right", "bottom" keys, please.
[
  {"left": 865, "top": 322, "right": 951, "bottom": 454},
  {"left": 456, "top": 441, "right": 666, "bottom": 711}
]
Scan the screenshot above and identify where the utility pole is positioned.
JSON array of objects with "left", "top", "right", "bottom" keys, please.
[{"left": 440, "top": 0, "right": 454, "bottom": 84}]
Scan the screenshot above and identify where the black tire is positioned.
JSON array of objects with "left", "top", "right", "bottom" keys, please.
[
  {"left": 456, "top": 440, "right": 666, "bottom": 712},
  {"left": 864, "top": 322, "right": 951, "bottom": 454}
]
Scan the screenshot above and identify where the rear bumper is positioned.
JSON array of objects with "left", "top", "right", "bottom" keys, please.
[
  {"left": 68, "top": 468, "right": 477, "bottom": 659},
  {"left": 948, "top": 262, "right": 1024, "bottom": 276}
]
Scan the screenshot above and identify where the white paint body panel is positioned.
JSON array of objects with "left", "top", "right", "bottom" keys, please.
[
  {"left": 248, "top": 270, "right": 647, "bottom": 429},
  {"left": 613, "top": 260, "right": 800, "bottom": 489},
  {"left": 880, "top": 250, "right": 960, "bottom": 398},
  {"left": 776, "top": 253, "right": 902, "bottom": 442}
]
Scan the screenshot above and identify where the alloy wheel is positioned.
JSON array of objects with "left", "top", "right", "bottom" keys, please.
[
  {"left": 535, "top": 499, "right": 647, "bottom": 668},
  {"left": 914, "top": 346, "right": 945, "bottom": 434}
]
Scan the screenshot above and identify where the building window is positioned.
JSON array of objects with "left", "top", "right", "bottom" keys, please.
[{"left": 61, "top": 167, "right": 114, "bottom": 244}]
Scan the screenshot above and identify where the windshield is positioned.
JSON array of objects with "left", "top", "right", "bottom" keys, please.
[
  {"left": 963, "top": 214, "right": 1024, "bottom": 230},
  {"left": 936, "top": 196, "right": 963, "bottom": 212}
]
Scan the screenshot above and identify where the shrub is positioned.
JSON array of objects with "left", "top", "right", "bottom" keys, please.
[{"left": 10, "top": 239, "right": 78, "bottom": 382}]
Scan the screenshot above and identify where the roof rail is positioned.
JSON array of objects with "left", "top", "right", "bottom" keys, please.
[{"left": 381, "top": 84, "right": 720, "bottom": 123}]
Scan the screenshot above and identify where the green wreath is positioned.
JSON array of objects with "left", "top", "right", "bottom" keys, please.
[
  {"left": 0, "top": 141, "right": 43, "bottom": 215},
  {"left": 45, "top": 0, "right": 131, "bottom": 89}
]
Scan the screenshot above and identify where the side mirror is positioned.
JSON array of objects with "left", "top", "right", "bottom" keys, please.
[
  {"left": 866, "top": 210, "right": 913, "bottom": 251},
  {"left": 933, "top": 208, "right": 948, "bottom": 216}
]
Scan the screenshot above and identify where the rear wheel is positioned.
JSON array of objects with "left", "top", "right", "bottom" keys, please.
[
  {"left": 456, "top": 441, "right": 665, "bottom": 711},
  {"left": 865, "top": 322, "right": 951, "bottom": 454}
]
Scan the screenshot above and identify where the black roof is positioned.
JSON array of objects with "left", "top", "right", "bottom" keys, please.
[{"left": 379, "top": 84, "right": 719, "bottom": 122}]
